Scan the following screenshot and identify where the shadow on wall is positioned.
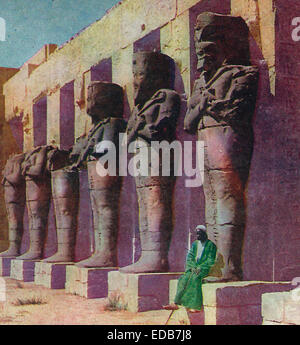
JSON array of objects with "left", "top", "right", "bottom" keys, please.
[{"left": 243, "top": 31, "right": 276, "bottom": 281}]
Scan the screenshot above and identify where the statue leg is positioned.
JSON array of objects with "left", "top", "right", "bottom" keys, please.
[
  {"left": 76, "top": 161, "right": 122, "bottom": 268},
  {"left": 0, "top": 182, "right": 26, "bottom": 257},
  {"left": 44, "top": 170, "right": 79, "bottom": 263},
  {"left": 210, "top": 168, "right": 247, "bottom": 281},
  {"left": 120, "top": 176, "right": 175, "bottom": 273},
  {"left": 202, "top": 150, "right": 217, "bottom": 244},
  {"left": 17, "top": 177, "right": 51, "bottom": 260},
  {"left": 200, "top": 126, "right": 252, "bottom": 282}
]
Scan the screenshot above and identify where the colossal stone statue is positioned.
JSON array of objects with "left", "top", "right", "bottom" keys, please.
[
  {"left": 184, "top": 12, "right": 259, "bottom": 281},
  {"left": 17, "top": 146, "right": 54, "bottom": 260},
  {"left": 43, "top": 148, "right": 79, "bottom": 263},
  {"left": 1, "top": 147, "right": 76, "bottom": 262},
  {"left": 120, "top": 52, "right": 181, "bottom": 273},
  {"left": 0, "top": 153, "right": 26, "bottom": 257},
  {"left": 76, "top": 81, "right": 127, "bottom": 268}
]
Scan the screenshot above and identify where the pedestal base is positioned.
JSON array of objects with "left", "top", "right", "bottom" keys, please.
[
  {"left": 10, "top": 259, "right": 38, "bottom": 282},
  {"left": 108, "top": 271, "right": 183, "bottom": 313},
  {"left": 169, "top": 280, "right": 293, "bottom": 325},
  {"left": 0, "top": 257, "right": 14, "bottom": 277},
  {"left": 35, "top": 262, "right": 73, "bottom": 289},
  {"left": 262, "top": 290, "right": 300, "bottom": 325},
  {"left": 65, "top": 265, "right": 118, "bottom": 298}
]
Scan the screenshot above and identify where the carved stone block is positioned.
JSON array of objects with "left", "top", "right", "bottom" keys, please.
[{"left": 65, "top": 265, "right": 118, "bottom": 298}]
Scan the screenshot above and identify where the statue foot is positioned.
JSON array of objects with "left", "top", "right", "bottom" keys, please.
[
  {"left": 119, "top": 254, "right": 169, "bottom": 274},
  {"left": 16, "top": 251, "right": 42, "bottom": 261},
  {"left": 0, "top": 248, "right": 20, "bottom": 258},
  {"left": 43, "top": 253, "right": 74, "bottom": 263},
  {"left": 76, "top": 254, "right": 117, "bottom": 268}
]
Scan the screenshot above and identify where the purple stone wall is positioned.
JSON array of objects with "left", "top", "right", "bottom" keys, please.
[
  {"left": 242, "top": 0, "right": 300, "bottom": 281},
  {"left": 8, "top": 112, "right": 23, "bottom": 151},
  {"left": 33, "top": 96, "right": 47, "bottom": 147},
  {"left": 134, "top": 29, "right": 161, "bottom": 53},
  {"left": 269, "top": 0, "right": 300, "bottom": 281},
  {"left": 60, "top": 81, "right": 75, "bottom": 150},
  {"left": 91, "top": 58, "right": 112, "bottom": 82}
]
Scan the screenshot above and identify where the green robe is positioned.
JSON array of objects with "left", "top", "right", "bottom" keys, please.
[{"left": 174, "top": 240, "right": 217, "bottom": 310}]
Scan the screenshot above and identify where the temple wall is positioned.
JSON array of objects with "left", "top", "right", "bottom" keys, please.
[{"left": 1, "top": 0, "right": 299, "bottom": 280}]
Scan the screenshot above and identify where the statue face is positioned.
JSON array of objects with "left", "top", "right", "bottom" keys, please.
[
  {"left": 195, "top": 42, "right": 224, "bottom": 80},
  {"left": 86, "top": 86, "right": 106, "bottom": 120},
  {"left": 195, "top": 43, "right": 217, "bottom": 72},
  {"left": 133, "top": 52, "right": 173, "bottom": 107},
  {"left": 86, "top": 82, "right": 124, "bottom": 122},
  {"left": 133, "top": 54, "right": 154, "bottom": 107},
  {"left": 196, "top": 48, "right": 215, "bottom": 73}
]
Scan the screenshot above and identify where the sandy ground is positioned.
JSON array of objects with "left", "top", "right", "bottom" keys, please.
[{"left": 0, "top": 277, "right": 182, "bottom": 325}]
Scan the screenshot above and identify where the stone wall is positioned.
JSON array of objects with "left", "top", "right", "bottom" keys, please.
[
  {"left": 0, "top": 67, "right": 20, "bottom": 252},
  {"left": 1, "top": 0, "right": 299, "bottom": 280},
  {"left": 169, "top": 280, "right": 292, "bottom": 324}
]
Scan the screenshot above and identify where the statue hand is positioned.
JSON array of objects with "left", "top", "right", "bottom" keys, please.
[{"left": 188, "top": 93, "right": 209, "bottom": 113}]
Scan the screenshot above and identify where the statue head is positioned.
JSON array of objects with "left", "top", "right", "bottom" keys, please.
[
  {"left": 194, "top": 12, "right": 250, "bottom": 67},
  {"left": 133, "top": 51, "right": 175, "bottom": 108},
  {"left": 86, "top": 81, "right": 124, "bottom": 123},
  {"left": 195, "top": 41, "right": 225, "bottom": 79}
]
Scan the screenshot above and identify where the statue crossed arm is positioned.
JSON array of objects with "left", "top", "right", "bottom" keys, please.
[
  {"left": 127, "top": 89, "right": 180, "bottom": 144},
  {"left": 184, "top": 65, "right": 259, "bottom": 134}
]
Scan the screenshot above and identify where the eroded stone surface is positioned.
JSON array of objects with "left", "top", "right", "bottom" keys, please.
[
  {"left": 66, "top": 265, "right": 118, "bottom": 298},
  {"left": 108, "top": 271, "right": 182, "bottom": 312},
  {"left": 35, "top": 261, "right": 72, "bottom": 289},
  {"left": 10, "top": 259, "right": 37, "bottom": 282}
]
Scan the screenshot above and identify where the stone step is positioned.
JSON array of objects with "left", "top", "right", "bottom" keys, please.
[
  {"left": 169, "top": 280, "right": 293, "bottom": 325},
  {"left": 0, "top": 257, "right": 14, "bottom": 277},
  {"left": 65, "top": 265, "right": 118, "bottom": 298},
  {"left": 35, "top": 262, "right": 73, "bottom": 289},
  {"left": 262, "top": 289, "right": 300, "bottom": 325},
  {"left": 108, "top": 271, "right": 183, "bottom": 313},
  {"left": 10, "top": 259, "right": 38, "bottom": 282}
]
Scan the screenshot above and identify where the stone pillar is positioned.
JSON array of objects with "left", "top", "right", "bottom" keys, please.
[
  {"left": 231, "top": 0, "right": 276, "bottom": 94},
  {"left": 23, "top": 105, "right": 34, "bottom": 151},
  {"left": 112, "top": 44, "right": 134, "bottom": 110},
  {"left": 74, "top": 71, "right": 92, "bottom": 139},
  {"left": 161, "top": 11, "right": 191, "bottom": 96}
]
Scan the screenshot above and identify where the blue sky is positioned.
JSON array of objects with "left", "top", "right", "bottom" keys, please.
[{"left": 0, "top": 0, "right": 120, "bottom": 68}]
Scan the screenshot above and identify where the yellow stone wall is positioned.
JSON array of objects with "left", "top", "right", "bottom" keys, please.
[
  {"left": 232, "top": 0, "right": 276, "bottom": 94},
  {"left": 3, "top": 0, "right": 276, "bottom": 147}
]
